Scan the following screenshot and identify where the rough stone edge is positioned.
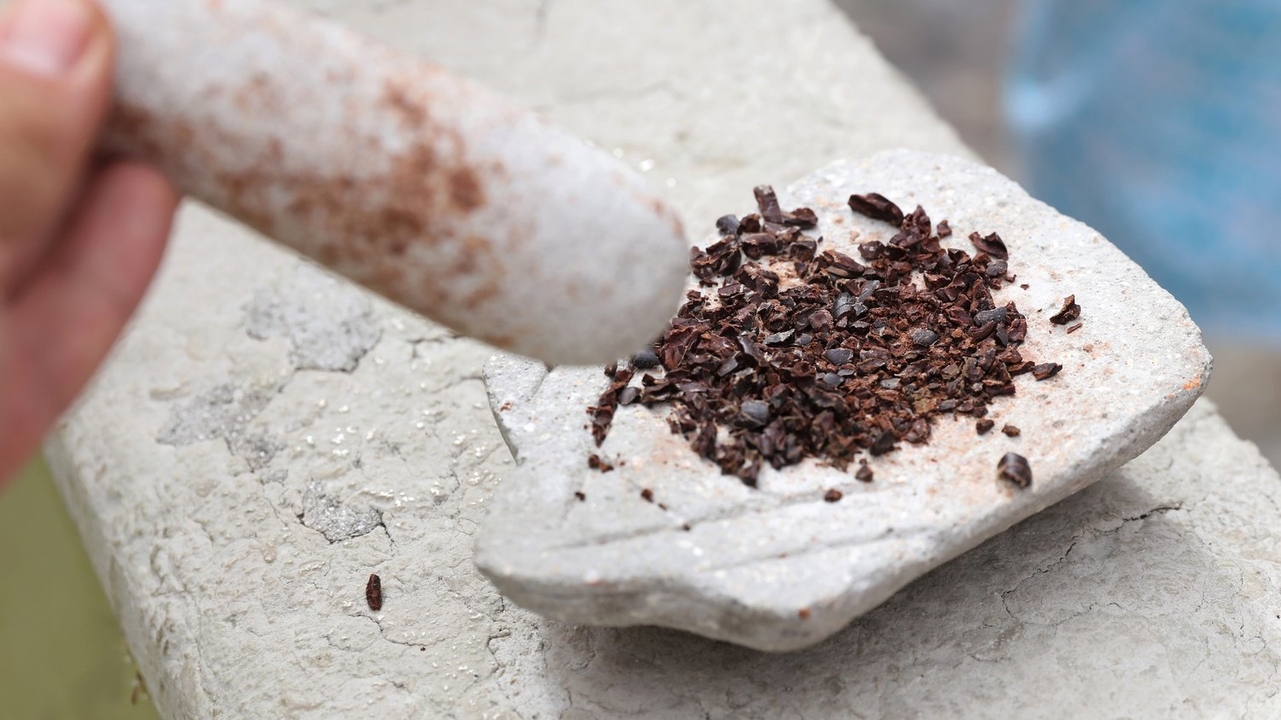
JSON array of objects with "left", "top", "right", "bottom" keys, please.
[{"left": 43, "top": 431, "right": 198, "bottom": 720}]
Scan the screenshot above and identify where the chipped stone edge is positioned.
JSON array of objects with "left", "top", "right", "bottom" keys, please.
[{"left": 478, "top": 352, "right": 1208, "bottom": 652}]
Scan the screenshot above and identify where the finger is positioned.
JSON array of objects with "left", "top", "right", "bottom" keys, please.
[
  {"left": 0, "top": 0, "right": 114, "bottom": 281},
  {"left": 2, "top": 162, "right": 176, "bottom": 469}
]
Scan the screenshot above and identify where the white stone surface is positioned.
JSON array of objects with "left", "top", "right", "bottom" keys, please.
[
  {"left": 476, "top": 150, "right": 1212, "bottom": 651},
  {"left": 40, "top": 0, "right": 1281, "bottom": 717}
]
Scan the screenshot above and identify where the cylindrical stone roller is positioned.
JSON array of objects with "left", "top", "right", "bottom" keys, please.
[{"left": 96, "top": 0, "right": 689, "bottom": 366}]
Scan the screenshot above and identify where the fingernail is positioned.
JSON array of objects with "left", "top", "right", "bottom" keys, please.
[{"left": 0, "top": 0, "right": 92, "bottom": 77}]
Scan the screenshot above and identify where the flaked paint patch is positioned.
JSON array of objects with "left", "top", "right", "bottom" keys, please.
[
  {"left": 244, "top": 262, "right": 382, "bottom": 372},
  {"left": 227, "top": 431, "right": 282, "bottom": 471},
  {"left": 157, "top": 382, "right": 278, "bottom": 447},
  {"left": 300, "top": 481, "right": 383, "bottom": 543}
]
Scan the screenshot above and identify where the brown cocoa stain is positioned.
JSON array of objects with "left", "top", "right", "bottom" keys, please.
[
  {"left": 379, "top": 208, "right": 424, "bottom": 240},
  {"left": 656, "top": 199, "right": 685, "bottom": 239},
  {"left": 371, "top": 259, "right": 409, "bottom": 296},
  {"left": 272, "top": 72, "right": 501, "bottom": 314},
  {"left": 121, "top": 46, "right": 511, "bottom": 325},
  {"left": 448, "top": 167, "right": 484, "bottom": 212},
  {"left": 453, "top": 235, "right": 490, "bottom": 276},
  {"left": 317, "top": 243, "right": 339, "bottom": 266},
  {"left": 635, "top": 190, "right": 685, "bottom": 240},
  {"left": 382, "top": 80, "right": 427, "bottom": 127},
  {"left": 170, "top": 120, "right": 195, "bottom": 157},
  {"left": 452, "top": 235, "right": 505, "bottom": 310},
  {"left": 233, "top": 73, "right": 282, "bottom": 114},
  {"left": 219, "top": 172, "right": 276, "bottom": 235},
  {"left": 282, "top": 138, "right": 446, "bottom": 275}
]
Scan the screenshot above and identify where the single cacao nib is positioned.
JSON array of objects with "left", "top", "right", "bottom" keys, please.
[
  {"left": 1050, "top": 295, "right": 1082, "bottom": 325},
  {"left": 870, "top": 430, "right": 896, "bottom": 456},
  {"left": 740, "top": 400, "right": 771, "bottom": 427},
  {"left": 632, "top": 347, "right": 660, "bottom": 368},
  {"left": 998, "top": 453, "right": 1032, "bottom": 488},
  {"left": 969, "top": 232, "right": 1009, "bottom": 259},
  {"left": 824, "top": 348, "right": 854, "bottom": 365},
  {"left": 910, "top": 328, "right": 939, "bottom": 346},
  {"left": 847, "top": 193, "right": 904, "bottom": 226},
  {"left": 1032, "top": 362, "right": 1062, "bottom": 380},
  {"left": 754, "top": 185, "right": 785, "bottom": 224},
  {"left": 783, "top": 207, "right": 819, "bottom": 228},
  {"left": 974, "top": 307, "right": 1008, "bottom": 326},
  {"left": 858, "top": 241, "right": 885, "bottom": 261},
  {"left": 716, "top": 214, "right": 741, "bottom": 235}
]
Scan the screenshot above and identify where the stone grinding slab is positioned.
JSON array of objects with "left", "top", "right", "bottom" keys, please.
[{"left": 476, "top": 150, "right": 1212, "bottom": 651}]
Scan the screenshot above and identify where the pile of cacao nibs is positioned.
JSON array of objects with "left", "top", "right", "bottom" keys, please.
[{"left": 588, "top": 185, "right": 1061, "bottom": 486}]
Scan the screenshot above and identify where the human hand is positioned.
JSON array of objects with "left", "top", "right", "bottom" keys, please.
[{"left": 0, "top": 0, "right": 178, "bottom": 483}]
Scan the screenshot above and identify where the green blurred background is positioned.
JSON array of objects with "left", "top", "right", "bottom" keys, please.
[{"left": 0, "top": 456, "right": 161, "bottom": 720}]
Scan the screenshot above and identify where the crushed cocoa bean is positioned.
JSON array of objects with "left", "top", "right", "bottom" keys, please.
[
  {"left": 1050, "top": 294, "right": 1081, "bottom": 325},
  {"left": 589, "top": 186, "right": 1060, "bottom": 484}
]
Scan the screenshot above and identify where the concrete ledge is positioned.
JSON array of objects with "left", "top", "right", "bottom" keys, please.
[{"left": 45, "top": 0, "right": 1280, "bottom": 717}]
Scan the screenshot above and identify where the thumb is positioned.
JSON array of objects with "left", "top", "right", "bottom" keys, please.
[{"left": 0, "top": 0, "right": 113, "bottom": 250}]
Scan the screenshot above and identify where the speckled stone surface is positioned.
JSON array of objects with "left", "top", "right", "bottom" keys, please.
[
  {"left": 477, "top": 151, "right": 1211, "bottom": 651},
  {"left": 40, "top": 0, "right": 1281, "bottom": 717}
]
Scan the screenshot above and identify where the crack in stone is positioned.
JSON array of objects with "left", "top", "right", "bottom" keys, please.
[
  {"left": 547, "top": 492, "right": 928, "bottom": 552},
  {"left": 352, "top": 614, "right": 437, "bottom": 674},
  {"left": 381, "top": 519, "right": 399, "bottom": 555},
  {"left": 1000, "top": 502, "right": 1186, "bottom": 622},
  {"left": 1102, "top": 503, "right": 1184, "bottom": 535}
]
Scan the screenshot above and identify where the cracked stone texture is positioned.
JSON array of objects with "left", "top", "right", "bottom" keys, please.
[
  {"left": 301, "top": 480, "right": 386, "bottom": 543},
  {"left": 476, "top": 150, "right": 1211, "bottom": 651},
  {"left": 243, "top": 263, "right": 383, "bottom": 373},
  {"left": 37, "top": 0, "right": 1281, "bottom": 718}
]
